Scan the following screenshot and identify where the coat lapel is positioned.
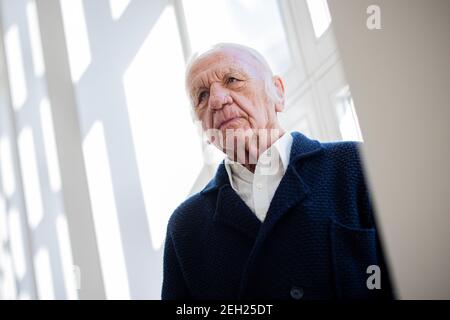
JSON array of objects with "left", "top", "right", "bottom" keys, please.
[
  {"left": 259, "top": 132, "right": 323, "bottom": 237},
  {"left": 261, "top": 165, "right": 309, "bottom": 234},
  {"left": 201, "top": 163, "right": 261, "bottom": 239},
  {"left": 214, "top": 185, "right": 261, "bottom": 239}
]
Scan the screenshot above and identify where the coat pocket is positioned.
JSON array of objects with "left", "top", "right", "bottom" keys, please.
[{"left": 329, "top": 218, "right": 379, "bottom": 299}]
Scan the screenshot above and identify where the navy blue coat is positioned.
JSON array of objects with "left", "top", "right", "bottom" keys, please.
[{"left": 162, "top": 132, "right": 394, "bottom": 300}]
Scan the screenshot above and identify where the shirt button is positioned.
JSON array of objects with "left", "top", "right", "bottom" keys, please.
[
  {"left": 255, "top": 182, "right": 263, "bottom": 190},
  {"left": 290, "top": 286, "right": 304, "bottom": 300}
]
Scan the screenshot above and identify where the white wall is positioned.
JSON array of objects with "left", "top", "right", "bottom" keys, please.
[{"left": 329, "top": 0, "right": 450, "bottom": 299}]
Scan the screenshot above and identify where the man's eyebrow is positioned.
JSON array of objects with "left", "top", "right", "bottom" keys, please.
[
  {"left": 190, "top": 82, "right": 207, "bottom": 95},
  {"left": 189, "top": 67, "right": 248, "bottom": 92},
  {"left": 189, "top": 75, "right": 209, "bottom": 92}
]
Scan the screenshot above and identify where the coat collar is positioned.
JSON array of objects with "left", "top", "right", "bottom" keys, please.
[
  {"left": 200, "top": 132, "right": 323, "bottom": 238},
  {"left": 200, "top": 132, "right": 323, "bottom": 195}
]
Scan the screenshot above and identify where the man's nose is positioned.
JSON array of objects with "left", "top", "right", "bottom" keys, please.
[{"left": 209, "top": 83, "right": 232, "bottom": 110}]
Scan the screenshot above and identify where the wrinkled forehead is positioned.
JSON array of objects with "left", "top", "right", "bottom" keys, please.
[{"left": 186, "top": 48, "right": 267, "bottom": 90}]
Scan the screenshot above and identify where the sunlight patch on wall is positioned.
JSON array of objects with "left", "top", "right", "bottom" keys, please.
[
  {"left": 123, "top": 5, "right": 203, "bottom": 251},
  {"left": 0, "top": 162, "right": 17, "bottom": 300},
  {"left": 83, "top": 121, "right": 130, "bottom": 299},
  {"left": 39, "top": 97, "right": 62, "bottom": 192},
  {"left": 18, "top": 127, "right": 44, "bottom": 229},
  {"left": 26, "top": 0, "right": 45, "bottom": 77},
  {"left": 8, "top": 206, "right": 27, "bottom": 281},
  {"left": 0, "top": 136, "right": 16, "bottom": 197},
  {"left": 0, "top": 247, "right": 17, "bottom": 299},
  {"left": 34, "top": 247, "right": 55, "bottom": 300},
  {"left": 0, "top": 192, "right": 6, "bottom": 244},
  {"left": 4, "top": 25, "right": 27, "bottom": 110},
  {"left": 56, "top": 213, "right": 78, "bottom": 299},
  {"left": 109, "top": 0, "right": 131, "bottom": 21},
  {"left": 60, "top": 0, "right": 92, "bottom": 83}
]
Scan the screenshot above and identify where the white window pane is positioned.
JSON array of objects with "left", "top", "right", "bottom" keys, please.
[
  {"left": 306, "top": 0, "right": 332, "bottom": 38},
  {"left": 182, "top": 0, "right": 292, "bottom": 75},
  {"left": 336, "top": 88, "right": 363, "bottom": 142}
]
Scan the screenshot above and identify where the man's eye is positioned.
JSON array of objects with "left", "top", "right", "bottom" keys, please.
[
  {"left": 226, "top": 77, "right": 240, "bottom": 84},
  {"left": 198, "top": 91, "right": 209, "bottom": 104}
]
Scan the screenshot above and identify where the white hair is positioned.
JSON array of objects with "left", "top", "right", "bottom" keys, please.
[{"left": 184, "top": 43, "right": 283, "bottom": 107}]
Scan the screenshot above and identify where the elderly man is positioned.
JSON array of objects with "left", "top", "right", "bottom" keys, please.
[{"left": 162, "top": 43, "right": 393, "bottom": 300}]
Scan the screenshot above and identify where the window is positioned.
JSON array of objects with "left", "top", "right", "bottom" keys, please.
[
  {"left": 336, "top": 87, "right": 363, "bottom": 142},
  {"left": 181, "top": 0, "right": 293, "bottom": 75},
  {"left": 306, "top": 0, "right": 332, "bottom": 38}
]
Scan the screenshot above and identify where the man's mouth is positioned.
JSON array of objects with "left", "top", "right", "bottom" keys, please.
[{"left": 218, "top": 117, "right": 241, "bottom": 130}]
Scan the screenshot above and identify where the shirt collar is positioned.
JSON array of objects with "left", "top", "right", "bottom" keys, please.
[
  {"left": 201, "top": 132, "right": 323, "bottom": 195},
  {"left": 271, "top": 131, "right": 293, "bottom": 172}
]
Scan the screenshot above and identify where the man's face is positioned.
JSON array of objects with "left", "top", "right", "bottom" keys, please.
[{"left": 186, "top": 48, "right": 284, "bottom": 154}]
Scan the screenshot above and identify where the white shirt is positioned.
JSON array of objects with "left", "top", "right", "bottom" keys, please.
[{"left": 224, "top": 132, "right": 294, "bottom": 222}]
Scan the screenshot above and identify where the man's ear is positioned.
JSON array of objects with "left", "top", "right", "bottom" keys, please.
[{"left": 272, "top": 75, "right": 285, "bottom": 112}]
